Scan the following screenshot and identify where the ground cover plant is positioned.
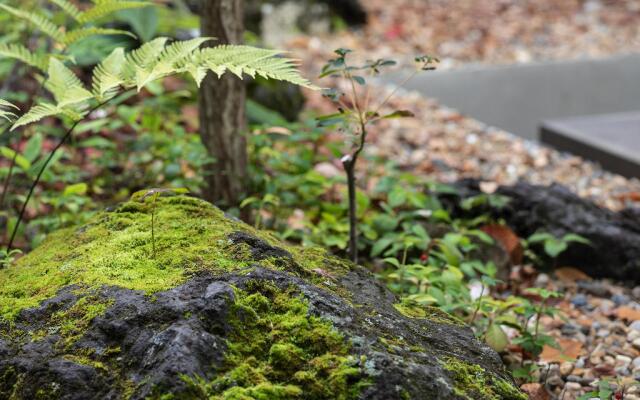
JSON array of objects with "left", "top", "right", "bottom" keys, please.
[{"left": 0, "top": 1, "right": 620, "bottom": 398}]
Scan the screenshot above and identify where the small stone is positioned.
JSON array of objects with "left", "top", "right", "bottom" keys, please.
[
  {"left": 546, "top": 374, "right": 564, "bottom": 387},
  {"left": 575, "top": 358, "right": 586, "bottom": 368},
  {"left": 633, "top": 339, "right": 640, "bottom": 350},
  {"left": 616, "top": 355, "right": 632, "bottom": 368},
  {"left": 613, "top": 294, "right": 630, "bottom": 306},
  {"left": 560, "top": 362, "right": 574, "bottom": 376},
  {"left": 630, "top": 320, "right": 640, "bottom": 331},
  {"left": 561, "top": 323, "right": 580, "bottom": 336},
  {"left": 564, "top": 382, "right": 582, "bottom": 391},
  {"left": 535, "top": 273, "right": 550, "bottom": 286},
  {"left": 571, "top": 294, "right": 588, "bottom": 307},
  {"left": 597, "top": 329, "right": 611, "bottom": 338},
  {"left": 632, "top": 286, "right": 640, "bottom": 299},
  {"left": 633, "top": 357, "right": 640, "bottom": 368},
  {"left": 626, "top": 395, "right": 640, "bottom": 400},
  {"left": 629, "top": 330, "right": 640, "bottom": 341}
]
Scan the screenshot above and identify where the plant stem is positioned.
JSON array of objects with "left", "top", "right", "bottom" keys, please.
[
  {"left": 342, "top": 155, "right": 358, "bottom": 264},
  {"left": 5, "top": 96, "right": 118, "bottom": 253},
  {"left": 469, "top": 284, "right": 485, "bottom": 325},
  {"left": 151, "top": 192, "right": 158, "bottom": 259},
  {"left": 342, "top": 118, "right": 367, "bottom": 264}
]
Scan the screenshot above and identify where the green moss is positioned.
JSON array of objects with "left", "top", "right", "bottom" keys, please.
[
  {"left": 394, "top": 301, "right": 465, "bottom": 326},
  {"left": 0, "top": 194, "right": 352, "bottom": 321},
  {"left": 181, "top": 283, "right": 369, "bottom": 399},
  {"left": 441, "top": 357, "right": 526, "bottom": 400}
]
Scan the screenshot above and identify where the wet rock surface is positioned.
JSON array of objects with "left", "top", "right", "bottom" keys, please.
[{"left": 0, "top": 197, "right": 521, "bottom": 400}]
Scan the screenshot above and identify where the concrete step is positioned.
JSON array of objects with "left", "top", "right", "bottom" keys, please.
[
  {"left": 385, "top": 53, "right": 640, "bottom": 141},
  {"left": 540, "top": 112, "right": 640, "bottom": 178}
]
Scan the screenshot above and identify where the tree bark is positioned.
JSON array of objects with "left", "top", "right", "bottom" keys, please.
[{"left": 198, "top": 0, "right": 247, "bottom": 208}]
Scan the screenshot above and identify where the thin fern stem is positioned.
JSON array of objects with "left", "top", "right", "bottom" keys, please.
[{"left": 6, "top": 92, "right": 129, "bottom": 252}]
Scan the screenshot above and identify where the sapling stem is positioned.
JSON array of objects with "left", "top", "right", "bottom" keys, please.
[{"left": 151, "top": 192, "right": 159, "bottom": 259}]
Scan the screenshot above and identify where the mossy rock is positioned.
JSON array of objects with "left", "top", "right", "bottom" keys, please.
[{"left": 0, "top": 194, "right": 525, "bottom": 399}]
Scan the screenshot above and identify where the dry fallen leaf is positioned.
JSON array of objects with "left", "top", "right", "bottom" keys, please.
[
  {"left": 480, "top": 224, "right": 523, "bottom": 265},
  {"left": 539, "top": 338, "right": 583, "bottom": 363},
  {"left": 554, "top": 267, "right": 592, "bottom": 283},
  {"left": 614, "top": 306, "right": 640, "bottom": 321},
  {"left": 520, "top": 383, "right": 551, "bottom": 400}
]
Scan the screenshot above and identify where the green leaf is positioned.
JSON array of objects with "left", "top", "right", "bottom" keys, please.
[
  {"left": 0, "top": 4, "right": 65, "bottom": 43},
  {"left": 46, "top": 58, "right": 94, "bottom": 107},
  {"left": 371, "top": 236, "right": 395, "bottom": 257},
  {"left": 92, "top": 47, "right": 126, "bottom": 100},
  {"left": 11, "top": 103, "right": 61, "bottom": 130},
  {"left": 64, "top": 27, "right": 136, "bottom": 46},
  {"left": 0, "top": 43, "right": 49, "bottom": 71},
  {"left": 544, "top": 240, "right": 567, "bottom": 258},
  {"left": 115, "top": 6, "right": 158, "bottom": 42},
  {"left": 380, "top": 110, "right": 415, "bottom": 119},
  {"left": 527, "top": 232, "right": 554, "bottom": 243},
  {"left": 562, "top": 233, "right": 590, "bottom": 245},
  {"left": 485, "top": 324, "right": 509, "bottom": 353},
  {"left": 78, "top": 0, "right": 153, "bottom": 23},
  {"left": 388, "top": 186, "right": 407, "bottom": 208},
  {"left": 0, "top": 146, "right": 31, "bottom": 170},
  {"left": 50, "top": 0, "right": 82, "bottom": 20},
  {"left": 23, "top": 133, "right": 43, "bottom": 162},
  {"left": 63, "top": 182, "right": 88, "bottom": 196}
]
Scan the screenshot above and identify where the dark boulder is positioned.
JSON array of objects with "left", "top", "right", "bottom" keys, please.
[
  {"left": 442, "top": 180, "right": 640, "bottom": 282},
  {"left": 0, "top": 193, "right": 523, "bottom": 399}
]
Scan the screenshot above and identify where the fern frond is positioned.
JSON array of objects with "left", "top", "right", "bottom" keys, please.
[
  {"left": 0, "top": 4, "right": 65, "bottom": 43},
  {"left": 63, "top": 27, "right": 136, "bottom": 45},
  {"left": 11, "top": 103, "right": 60, "bottom": 130},
  {"left": 193, "top": 45, "right": 316, "bottom": 89},
  {"left": 49, "top": 0, "right": 81, "bottom": 20},
  {"left": 0, "top": 43, "right": 48, "bottom": 71},
  {"left": 78, "top": 0, "right": 153, "bottom": 23},
  {"left": 45, "top": 59, "right": 94, "bottom": 107},
  {"left": 135, "top": 37, "right": 211, "bottom": 89},
  {"left": 122, "top": 37, "right": 169, "bottom": 89},
  {"left": 0, "top": 99, "right": 19, "bottom": 122},
  {"left": 92, "top": 47, "right": 126, "bottom": 100}
]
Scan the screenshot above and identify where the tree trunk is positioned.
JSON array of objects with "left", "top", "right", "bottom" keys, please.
[{"left": 198, "top": 0, "right": 247, "bottom": 208}]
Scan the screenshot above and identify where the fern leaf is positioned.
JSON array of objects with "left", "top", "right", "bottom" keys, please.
[
  {"left": 11, "top": 103, "right": 60, "bottom": 130},
  {"left": 78, "top": 0, "right": 153, "bottom": 23},
  {"left": 0, "top": 43, "right": 48, "bottom": 71},
  {"left": 49, "top": 0, "right": 81, "bottom": 20},
  {"left": 136, "top": 37, "right": 210, "bottom": 89},
  {"left": 63, "top": 27, "right": 136, "bottom": 45},
  {"left": 92, "top": 47, "right": 126, "bottom": 100},
  {"left": 0, "top": 4, "right": 65, "bottom": 43},
  {"left": 45, "top": 59, "right": 94, "bottom": 107},
  {"left": 122, "top": 37, "right": 169, "bottom": 89},
  {"left": 195, "top": 45, "right": 316, "bottom": 89},
  {"left": 0, "top": 99, "right": 19, "bottom": 123}
]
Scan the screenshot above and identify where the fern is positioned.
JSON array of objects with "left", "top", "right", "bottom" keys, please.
[
  {"left": 77, "top": 0, "right": 152, "bottom": 23},
  {"left": 11, "top": 39, "right": 316, "bottom": 130},
  {"left": 0, "top": 43, "right": 48, "bottom": 71},
  {"left": 135, "top": 37, "right": 211, "bottom": 89},
  {"left": 63, "top": 27, "right": 136, "bottom": 46},
  {"left": 11, "top": 103, "right": 60, "bottom": 130},
  {"left": 0, "top": 99, "right": 19, "bottom": 122},
  {"left": 0, "top": 4, "right": 64, "bottom": 43},
  {"left": 194, "top": 45, "right": 315, "bottom": 88},
  {"left": 45, "top": 59, "right": 93, "bottom": 107},
  {"left": 92, "top": 47, "right": 126, "bottom": 100},
  {"left": 49, "top": 0, "right": 81, "bottom": 21}
]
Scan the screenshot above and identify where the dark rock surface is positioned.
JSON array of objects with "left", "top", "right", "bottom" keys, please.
[
  {"left": 442, "top": 179, "right": 640, "bottom": 282},
  {"left": 0, "top": 196, "right": 522, "bottom": 399}
]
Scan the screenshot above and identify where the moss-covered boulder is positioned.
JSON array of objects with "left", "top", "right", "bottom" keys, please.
[{"left": 0, "top": 193, "right": 525, "bottom": 400}]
